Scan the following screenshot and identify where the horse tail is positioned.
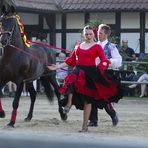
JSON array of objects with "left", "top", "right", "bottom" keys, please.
[{"left": 40, "top": 76, "right": 54, "bottom": 102}]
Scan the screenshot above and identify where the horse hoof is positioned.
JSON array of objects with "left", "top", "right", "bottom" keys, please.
[
  {"left": 24, "top": 117, "right": 32, "bottom": 122},
  {"left": 0, "top": 110, "right": 6, "bottom": 118},
  {"left": 59, "top": 107, "right": 68, "bottom": 121},
  {"left": 60, "top": 112, "right": 68, "bottom": 121},
  {"left": 7, "top": 122, "right": 15, "bottom": 128}
]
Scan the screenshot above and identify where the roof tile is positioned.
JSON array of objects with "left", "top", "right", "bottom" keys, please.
[{"left": 9, "top": 0, "right": 148, "bottom": 12}]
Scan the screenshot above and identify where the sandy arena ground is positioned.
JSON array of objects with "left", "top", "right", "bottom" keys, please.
[{"left": 0, "top": 94, "right": 148, "bottom": 139}]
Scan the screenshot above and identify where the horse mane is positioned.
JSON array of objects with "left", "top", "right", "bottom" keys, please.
[{"left": 15, "top": 15, "right": 30, "bottom": 48}]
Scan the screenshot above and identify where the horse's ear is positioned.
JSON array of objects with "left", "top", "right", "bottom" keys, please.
[
  {"left": 1, "top": 5, "right": 7, "bottom": 14},
  {"left": 10, "top": 6, "right": 16, "bottom": 14}
]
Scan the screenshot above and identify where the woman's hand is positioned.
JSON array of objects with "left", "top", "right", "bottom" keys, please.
[
  {"left": 98, "top": 60, "right": 111, "bottom": 74},
  {"left": 47, "top": 64, "right": 58, "bottom": 71},
  {"left": 102, "top": 62, "right": 107, "bottom": 66},
  {"left": 47, "top": 62, "right": 67, "bottom": 71}
]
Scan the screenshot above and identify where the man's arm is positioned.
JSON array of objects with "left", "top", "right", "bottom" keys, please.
[{"left": 109, "top": 44, "right": 122, "bottom": 69}]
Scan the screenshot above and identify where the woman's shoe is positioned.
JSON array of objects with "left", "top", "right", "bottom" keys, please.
[
  {"left": 128, "top": 84, "right": 137, "bottom": 88},
  {"left": 78, "top": 127, "right": 88, "bottom": 133}
]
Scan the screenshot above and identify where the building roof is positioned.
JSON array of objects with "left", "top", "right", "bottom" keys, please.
[
  {"left": 10, "top": 0, "right": 59, "bottom": 13},
  {"left": 59, "top": 0, "right": 148, "bottom": 12},
  {"left": 5, "top": 0, "right": 148, "bottom": 13}
]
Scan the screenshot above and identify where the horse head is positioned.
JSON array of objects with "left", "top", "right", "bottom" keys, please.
[{"left": 0, "top": 5, "right": 21, "bottom": 48}]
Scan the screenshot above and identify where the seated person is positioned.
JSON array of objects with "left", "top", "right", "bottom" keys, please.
[
  {"left": 129, "top": 73, "right": 148, "bottom": 97},
  {"left": 122, "top": 39, "right": 137, "bottom": 61}
]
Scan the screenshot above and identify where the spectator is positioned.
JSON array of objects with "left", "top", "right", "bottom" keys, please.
[
  {"left": 42, "top": 38, "right": 47, "bottom": 43},
  {"left": 8, "top": 81, "right": 16, "bottom": 97},
  {"left": 35, "top": 38, "right": 43, "bottom": 93},
  {"left": 129, "top": 73, "right": 148, "bottom": 97},
  {"left": 21, "top": 83, "right": 30, "bottom": 97},
  {"left": 121, "top": 39, "right": 136, "bottom": 61},
  {"left": 56, "top": 52, "right": 68, "bottom": 86}
]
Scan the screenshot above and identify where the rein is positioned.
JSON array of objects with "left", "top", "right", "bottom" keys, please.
[
  {"left": 9, "top": 44, "right": 70, "bottom": 72},
  {"left": 9, "top": 44, "right": 57, "bottom": 82},
  {"left": 9, "top": 44, "right": 50, "bottom": 66},
  {"left": 0, "top": 14, "right": 71, "bottom": 59},
  {"left": 9, "top": 44, "right": 70, "bottom": 77},
  {"left": 30, "top": 41, "right": 70, "bottom": 53},
  {"left": 9, "top": 40, "right": 71, "bottom": 65},
  {"left": 1, "top": 14, "right": 71, "bottom": 73}
]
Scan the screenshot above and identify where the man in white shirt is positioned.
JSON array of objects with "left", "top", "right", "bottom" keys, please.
[{"left": 88, "top": 24, "right": 122, "bottom": 127}]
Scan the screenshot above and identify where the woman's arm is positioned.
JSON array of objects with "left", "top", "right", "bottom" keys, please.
[
  {"left": 96, "top": 44, "right": 111, "bottom": 72},
  {"left": 47, "top": 62, "right": 68, "bottom": 71},
  {"left": 47, "top": 43, "right": 79, "bottom": 71}
]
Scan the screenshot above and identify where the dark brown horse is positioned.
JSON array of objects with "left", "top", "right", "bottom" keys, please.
[{"left": 0, "top": 6, "right": 67, "bottom": 127}]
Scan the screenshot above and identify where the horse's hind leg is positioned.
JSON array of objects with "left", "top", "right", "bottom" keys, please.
[
  {"left": 48, "top": 75, "right": 67, "bottom": 121},
  {"left": 24, "top": 82, "right": 36, "bottom": 121}
]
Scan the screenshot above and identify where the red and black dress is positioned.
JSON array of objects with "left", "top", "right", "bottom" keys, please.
[{"left": 60, "top": 43, "right": 123, "bottom": 110}]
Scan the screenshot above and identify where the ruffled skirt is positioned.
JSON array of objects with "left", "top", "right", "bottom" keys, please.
[{"left": 59, "top": 66, "right": 123, "bottom": 110}]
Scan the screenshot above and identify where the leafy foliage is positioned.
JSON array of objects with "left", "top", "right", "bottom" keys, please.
[
  {"left": 87, "top": 19, "right": 102, "bottom": 28},
  {"left": 135, "top": 55, "right": 148, "bottom": 73},
  {"left": 86, "top": 19, "right": 102, "bottom": 41},
  {"left": 86, "top": 19, "right": 117, "bottom": 43}
]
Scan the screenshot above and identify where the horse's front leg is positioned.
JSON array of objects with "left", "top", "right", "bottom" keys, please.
[
  {"left": 7, "top": 83, "right": 23, "bottom": 127},
  {"left": 49, "top": 76, "right": 67, "bottom": 121},
  {"left": 24, "top": 82, "right": 36, "bottom": 121}
]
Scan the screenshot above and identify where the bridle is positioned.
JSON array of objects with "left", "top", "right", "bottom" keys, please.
[{"left": 0, "top": 15, "right": 16, "bottom": 47}]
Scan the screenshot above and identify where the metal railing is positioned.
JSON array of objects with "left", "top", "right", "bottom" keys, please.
[
  {"left": 122, "top": 61, "right": 148, "bottom": 65},
  {"left": 121, "top": 60, "right": 148, "bottom": 85}
]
